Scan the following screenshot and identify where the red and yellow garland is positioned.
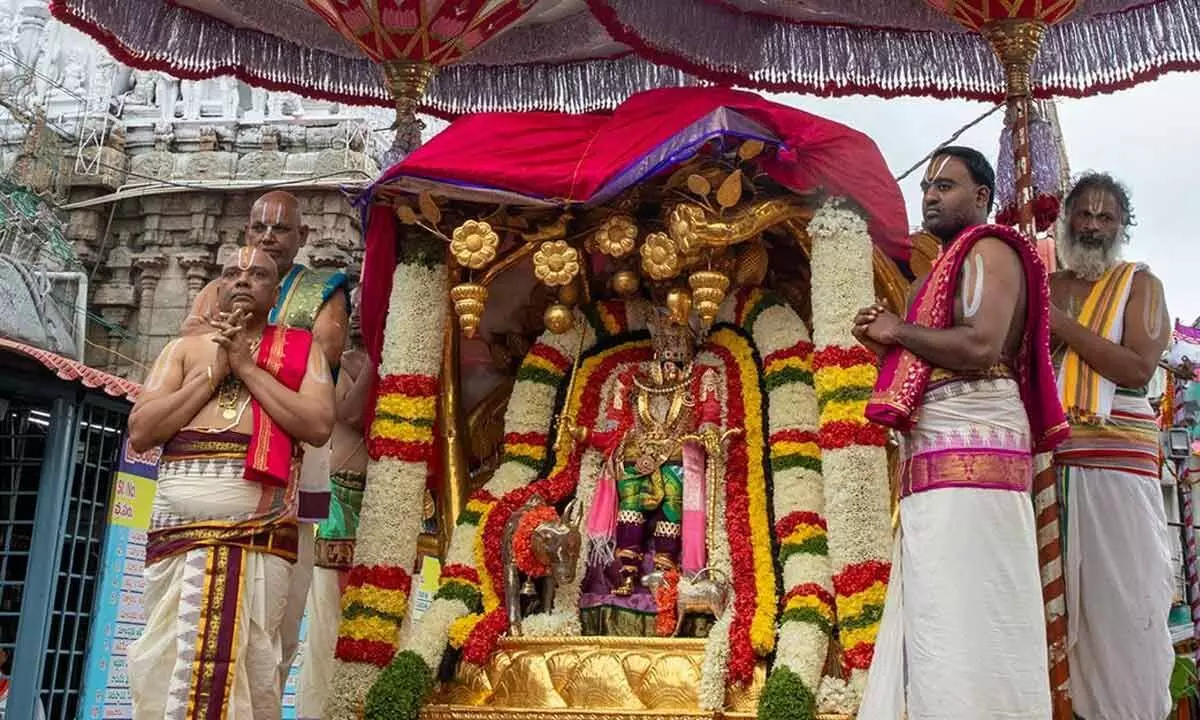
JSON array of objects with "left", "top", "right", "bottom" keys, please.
[
  {"left": 334, "top": 371, "right": 439, "bottom": 667},
  {"left": 368, "top": 373, "right": 440, "bottom": 462},
  {"left": 813, "top": 343, "right": 890, "bottom": 675},
  {"left": 336, "top": 565, "right": 414, "bottom": 667},
  {"left": 706, "top": 328, "right": 777, "bottom": 682}
]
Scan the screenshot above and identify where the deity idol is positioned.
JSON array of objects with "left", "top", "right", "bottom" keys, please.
[{"left": 582, "top": 308, "right": 730, "bottom": 631}]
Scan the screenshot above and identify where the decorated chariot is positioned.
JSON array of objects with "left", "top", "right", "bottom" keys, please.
[
  {"left": 338, "top": 87, "right": 937, "bottom": 720},
  {"left": 52, "top": 2, "right": 1200, "bottom": 719}
]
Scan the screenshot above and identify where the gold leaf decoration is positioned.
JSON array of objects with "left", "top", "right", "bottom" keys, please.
[
  {"left": 686, "top": 174, "right": 712, "bottom": 197},
  {"left": 716, "top": 169, "right": 743, "bottom": 209},
  {"left": 738, "top": 140, "right": 765, "bottom": 161},
  {"left": 419, "top": 190, "right": 442, "bottom": 225},
  {"left": 396, "top": 204, "right": 419, "bottom": 225}
]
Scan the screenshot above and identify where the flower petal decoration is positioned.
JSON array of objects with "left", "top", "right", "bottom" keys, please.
[
  {"left": 533, "top": 240, "right": 582, "bottom": 287},
  {"left": 450, "top": 220, "right": 500, "bottom": 270}
]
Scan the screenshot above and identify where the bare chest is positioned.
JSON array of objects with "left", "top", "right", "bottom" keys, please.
[{"left": 1051, "top": 276, "right": 1096, "bottom": 321}]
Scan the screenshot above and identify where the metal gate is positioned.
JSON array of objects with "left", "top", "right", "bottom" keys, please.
[
  {"left": 0, "top": 398, "right": 52, "bottom": 696},
  {"left": 0, "top": 367, "right": 130, "bottom": 720}
]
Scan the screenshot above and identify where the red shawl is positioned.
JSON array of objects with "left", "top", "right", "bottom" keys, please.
[
  {"left": 865, "top": 224, "right": 1069, "bottom": 453},
  {"left": 244, "top": 325, "right": 313, "bottom": 486}
]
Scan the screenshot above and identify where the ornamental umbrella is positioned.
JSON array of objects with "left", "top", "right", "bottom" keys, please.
[
  {"left": 587, "top": 0, "right": 1199, "bottom": 233},
  {"left": 49, "top": 0, "right": 700, "bottom": 162},
  {"left": 52, "top": 0, "right": 1200, "bottom": 225}
]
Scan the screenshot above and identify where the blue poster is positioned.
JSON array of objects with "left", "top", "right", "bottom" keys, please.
[{"left": 77, "top": 437, "right": 158, "bottom": 719}]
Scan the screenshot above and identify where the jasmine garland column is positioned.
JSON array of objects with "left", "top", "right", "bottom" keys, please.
[
  {"left": 324, "top": 234, "right": 447, "bottom": 720},
  {"left": 808, "top": 199, "right": 893, "bottom": 706}
]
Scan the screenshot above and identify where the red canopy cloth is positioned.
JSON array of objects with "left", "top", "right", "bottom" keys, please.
[{"left": 357, "top": 86, "right": 908, "bottom": 371}]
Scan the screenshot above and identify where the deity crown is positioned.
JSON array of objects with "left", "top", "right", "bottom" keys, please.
[{"left": 648, "top": 311, "right": 696, "bottom": 365}]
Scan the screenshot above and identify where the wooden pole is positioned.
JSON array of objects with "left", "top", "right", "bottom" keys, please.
[{"left": 983, "top": 19, "right": 1073, "bottom": 720}]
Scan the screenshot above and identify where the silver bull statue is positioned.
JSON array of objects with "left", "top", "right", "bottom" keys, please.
[
  {"left": 642, "top": 566, "right": 730, "bottom": 637},
  {"left": 502, "top": 495, "right": 582, "bottom": 635}
]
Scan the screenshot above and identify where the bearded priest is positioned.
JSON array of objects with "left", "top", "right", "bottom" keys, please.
[{"left": 1049, "top": 172, "right": 1174, "bottom": 720}]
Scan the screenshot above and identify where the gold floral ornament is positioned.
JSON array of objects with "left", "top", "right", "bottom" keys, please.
[
  {"left": 533, "top": 240, "right": 580, "bottom": 287},
  {"left": 593, "top": 214, "right": 638, "bottom": 257},
  {"left": 451, "top": 220, "right": 500, "bottom": 270},
  {"left": 640, "top": 232, "right": 682, "bottom": 281},
  {"left": 667, "top": 203, "right": 705, "bottom": 254}
]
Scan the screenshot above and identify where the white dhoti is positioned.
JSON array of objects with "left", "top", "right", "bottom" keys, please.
[
  {"left": 128, "top": 447, "right": 297, "bottom": 720},
  {"left": 1057, "top": 392, "right": 1174, "bottom": 720},
  {"left": 278, "top": 523, "right": 315, "bottom": 683},
  {"left": 295, "top": 566, "right": 343, "bottom": 718},
  {"left": 280, "top": 440, "right": 330, "bottom": 684},
  {"left": 861, "top": 377, "right": 1051, "bottom": 720}
]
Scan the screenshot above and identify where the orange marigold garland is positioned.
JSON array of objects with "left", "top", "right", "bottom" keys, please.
[{"left": 512, "top": 504, "right": 560, "bottom": 576}]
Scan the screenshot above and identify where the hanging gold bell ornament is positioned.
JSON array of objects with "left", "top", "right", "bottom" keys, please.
[
  {"left": 688, "top": 270, "right": 730, "bottom": 328},
  {"left": 610, "top": 270, "right": 640, "bottom": 297},
  {"left": 450, "top": 283, "right": 488, "bottom": 338},
  {"left": 543, "top": 304, "right": 575, "bottom": 334},
  {"left": 734, "top": 241, "right": 769, "bottom": 287}
]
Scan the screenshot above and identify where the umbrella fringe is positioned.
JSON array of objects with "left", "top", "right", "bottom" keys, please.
[{"left": 49, "top": 0, "right": 1200, "bottom": 111}]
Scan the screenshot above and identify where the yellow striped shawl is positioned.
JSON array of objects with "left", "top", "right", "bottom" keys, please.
[{"left": 1057, "top": 262, "right": 1142, "bottom": 424}]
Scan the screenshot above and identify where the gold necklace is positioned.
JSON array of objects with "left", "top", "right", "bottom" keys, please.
[
  {"left": 216, "top": 375, "right": 243, "bottom": 420},
  {"left": 214, "top": 336, "right": 262, "bottom": 420}
]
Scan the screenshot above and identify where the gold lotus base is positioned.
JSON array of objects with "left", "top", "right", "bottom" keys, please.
[
  {"left": 421, "top": 636, "right": 851, "bottom": 720},
  {"left": 421, "top": 710, "right": 852, "bottom": 720}
]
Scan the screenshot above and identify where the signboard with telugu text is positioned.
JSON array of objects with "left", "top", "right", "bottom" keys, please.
[{"left": 77, "top": 437, "right": 158, "bottom": 720}]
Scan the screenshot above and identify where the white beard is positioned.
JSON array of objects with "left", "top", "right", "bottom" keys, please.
[{"left": 1059, "top": 231, "right": 1123, "bottom": 281}]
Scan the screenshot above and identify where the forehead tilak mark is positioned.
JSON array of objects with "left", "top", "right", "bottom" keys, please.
[
  {"left": 236, "top": 247, "right": 258, "bottom": 270},
  {"left": 252, "top": 201, "right": 288, "bottom": 227},
  {"left": 925, "top": 156, "right": 952, "bottom": 183}
]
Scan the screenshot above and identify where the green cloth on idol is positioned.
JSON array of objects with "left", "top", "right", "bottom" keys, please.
[{"left": 617, "top": 462, "right": 683, "bottom": 523}]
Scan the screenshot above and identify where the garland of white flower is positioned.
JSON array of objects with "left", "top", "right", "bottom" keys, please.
[
  {"left": 746, "top": 298, "right": 833, "bottom": 717},
  {"left": 692, "top": 344, "right": 736, "bottom": 711},
  {"left": 326, "top": 256, "right": 448, "bottom": 720},
  {"left": 808, "top": 198, "right": 894, "bottom": 710}
]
